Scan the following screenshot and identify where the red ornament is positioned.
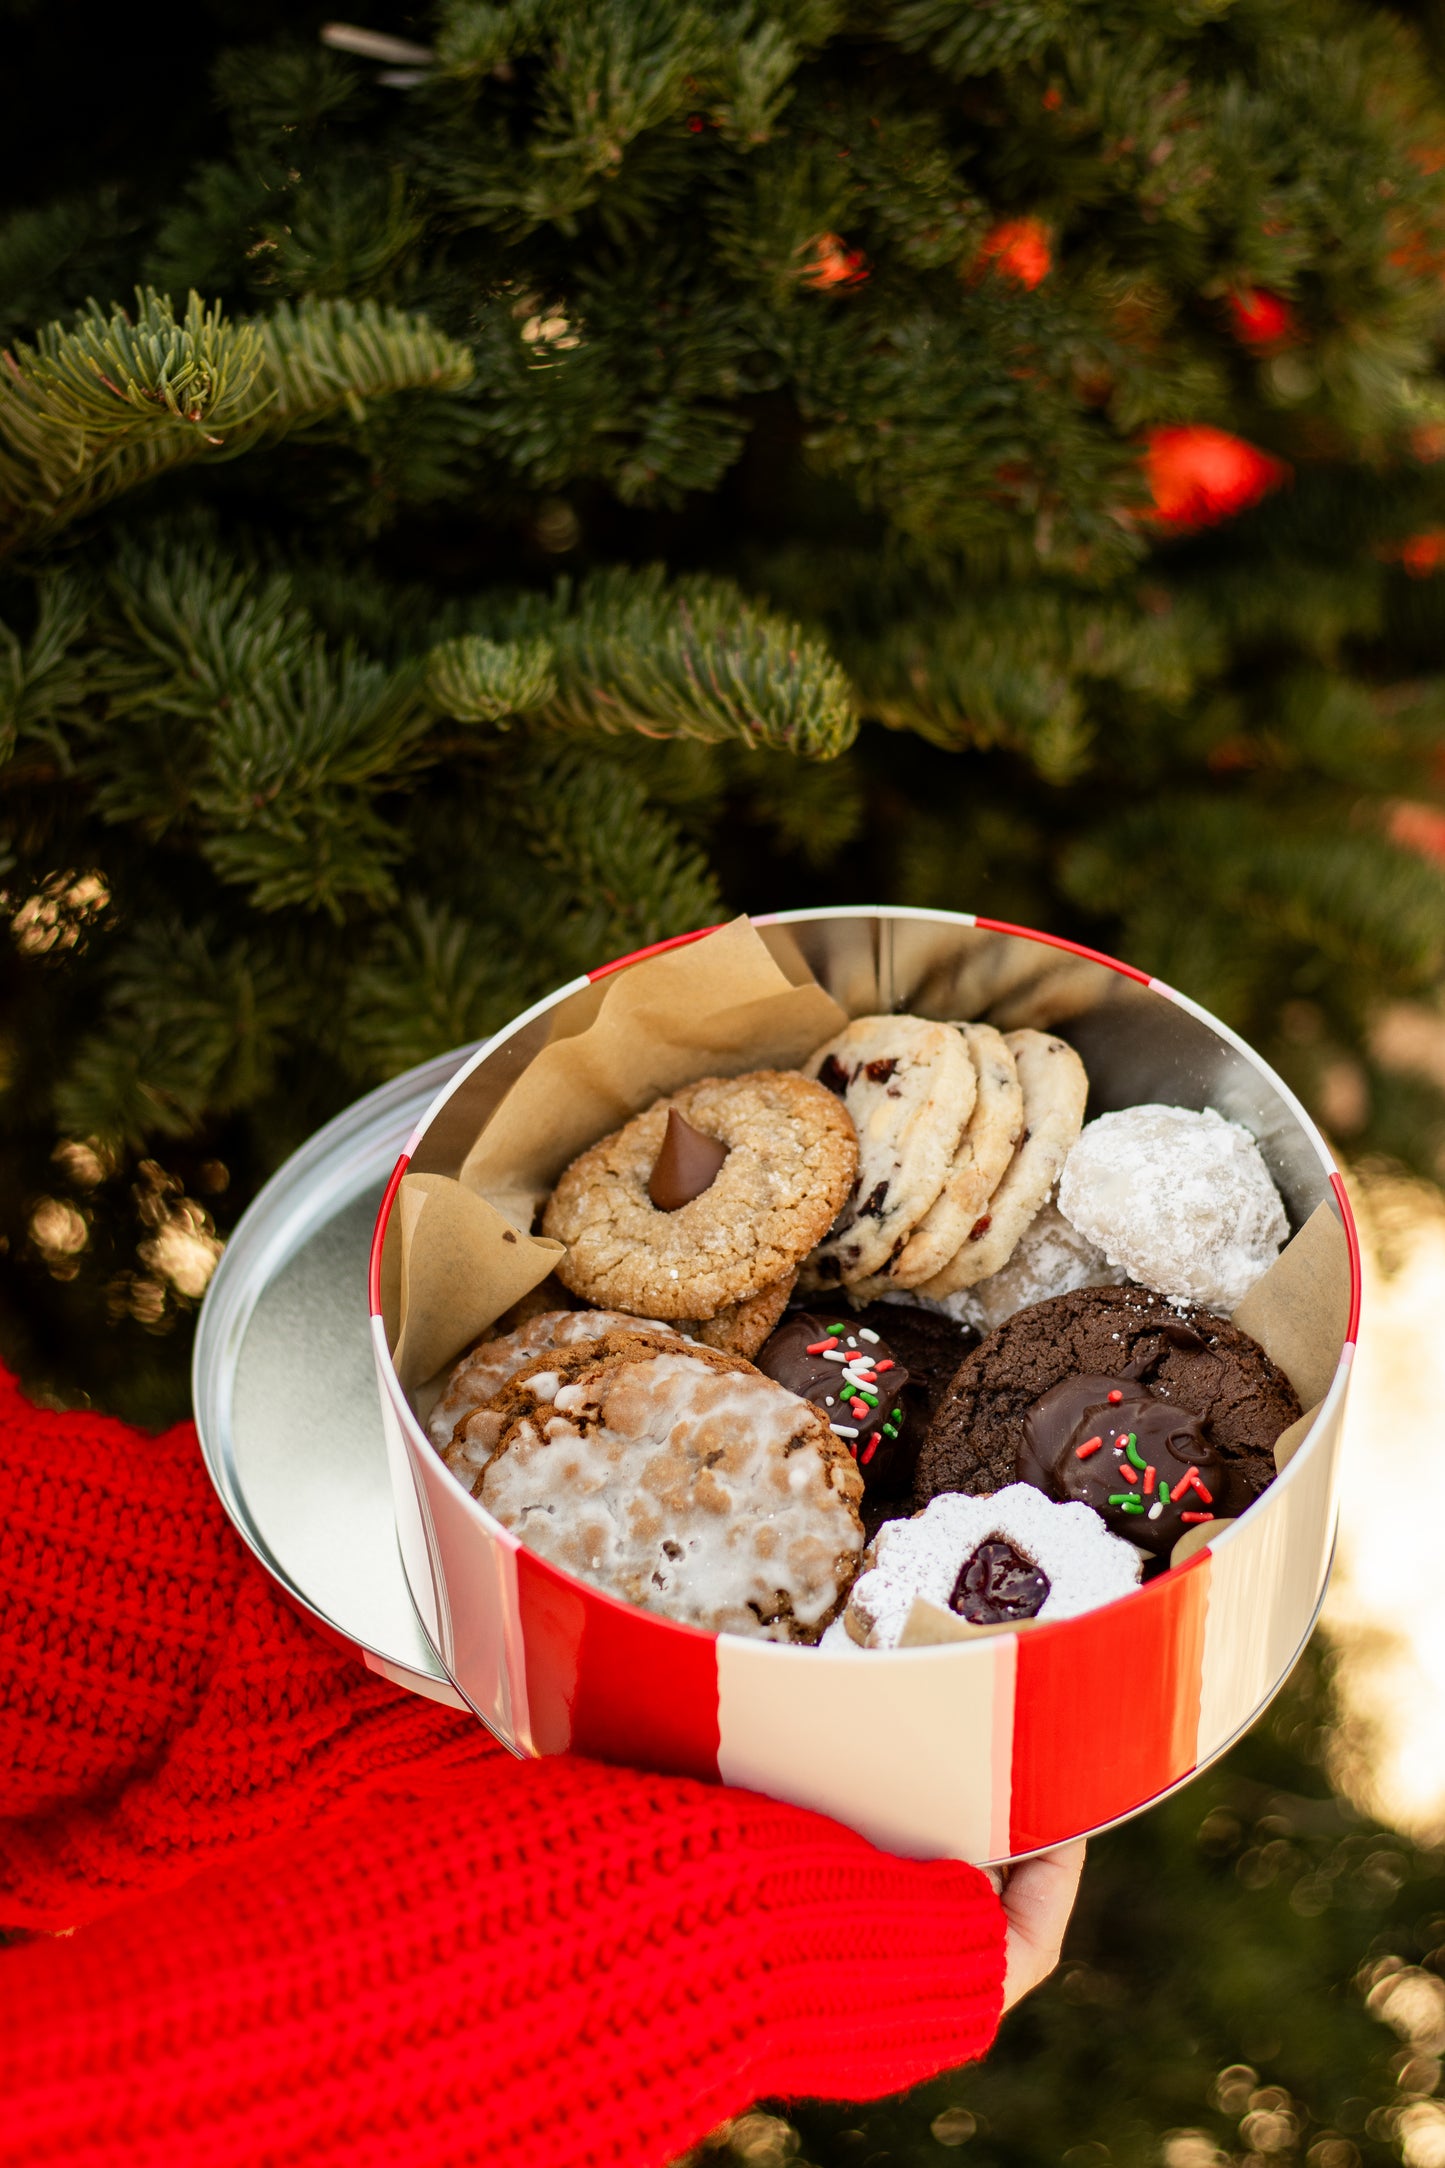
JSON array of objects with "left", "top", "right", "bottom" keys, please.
[
  {"left": 1144, "top": 426, "right": 1289, "bottom": 529},
  {"left": 800, "top": 232, "right": 869, "bottom": 289},
  {"left": 975, "top": 217, "right": 1052, "bottom": 290},
  {"left": 1227, "top": 288, "right": 1295, "bottom": 348},
  {"left": 1395, "top": 530, "right": 1445, "bottom": 577},
  {"left": 1390, "top": 801, "right": 1445, "bottom": 862}
]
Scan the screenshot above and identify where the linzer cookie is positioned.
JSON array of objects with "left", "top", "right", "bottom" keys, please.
[
  {"left": 480, "top": 1345, "right": 865, "bottom": 1640},
  {"left": 799, "top": 1015, "right": 975, "bottom": 1286},
  {"left": 542, "top": 1069, "right": 857, "bottom": 1322},
  {"left": 838, "top": 1483, "right": 1141, "bottom": 1649},
  {"left": 913, "top": 1283, "right": 1301, "bottom": 1511}
]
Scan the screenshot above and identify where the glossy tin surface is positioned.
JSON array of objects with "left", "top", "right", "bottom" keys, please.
[
  {"left": 369, "top": 908, "right": 1361, "bottom": 1863},
  {"left": 193, "top": 1051, "right": 471, "bottom": 1708}
]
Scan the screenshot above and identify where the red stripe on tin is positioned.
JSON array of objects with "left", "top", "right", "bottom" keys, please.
[
  {"left": 368, "top": 1151, "right": 411, "bottom": 1317},
  {"left": 1329, "top": 1170, "right": 1363, "bottom": 1345},
  {"left": 514, "top": 1547, "right": 721, "bottom": 1779},
  {"left": 970, "top": 918, "right": 1153, "bottom": 985},
  {"left": 587, "top": 924, "right": 725, "bottom": 982},
  {"left": 1008, "top": 1547, "right": 1210, "bottom": 1855}
]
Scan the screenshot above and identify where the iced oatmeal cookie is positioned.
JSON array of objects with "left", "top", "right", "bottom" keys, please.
[{"left": 481, "top": 1344, "right": 866, "bottom": 1639}]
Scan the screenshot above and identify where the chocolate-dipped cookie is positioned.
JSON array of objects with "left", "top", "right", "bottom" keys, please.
[
  {"left": 1018, "top": 1373, "right": 1260, "bottom": 1554},
  {"left": 913, "top": 1284, "right": 1300, "bottom": 1513},
  {"left": 847, "top": 1301, "right": 979, "bottom": 1432},
  {"left": 755, "top": 1311, "right": 910, "bottom": 1490}
]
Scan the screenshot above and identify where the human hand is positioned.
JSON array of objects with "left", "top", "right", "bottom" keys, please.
[{"left": 999, "top": 1839, "right": 1086, "bottom": 2012}]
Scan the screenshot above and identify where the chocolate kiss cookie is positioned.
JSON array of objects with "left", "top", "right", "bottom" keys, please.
[
  {"left": 755, "top": 1311, "right": 910, "bottom": 1492},
  {"left": 1019, "top": 1374, "right": 1261, "bottom": 1555},
  {"left": 912, "top": 1283, "right": 1300, "bottom": 1512}
]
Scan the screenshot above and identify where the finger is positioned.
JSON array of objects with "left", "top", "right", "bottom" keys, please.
[{"left": 1000, "top": 1839, "right": 1086, "bottom": 2012}]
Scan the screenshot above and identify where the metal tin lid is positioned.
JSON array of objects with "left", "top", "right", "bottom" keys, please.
[{"left": 192, "top": 1049, "right": 475, "bottom": 1704}]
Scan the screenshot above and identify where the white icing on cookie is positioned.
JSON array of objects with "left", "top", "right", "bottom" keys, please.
[
  {"left": 481, "top": 1347, "right": 864, "bottom": 1640},
  {"left": 1057, "top": 1104, "right": 1288, "bottom": 1312},
  {"left": 845, "top": 1484, "right": 1141, "bottom": 1649},
  {"left": 427, "top": 1309, "right": 678, "bottom": 1447}
]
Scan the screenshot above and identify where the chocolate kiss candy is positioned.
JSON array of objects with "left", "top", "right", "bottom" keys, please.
[{"left": 647, "top": 1109, "right": 728, "bottom": 1211}]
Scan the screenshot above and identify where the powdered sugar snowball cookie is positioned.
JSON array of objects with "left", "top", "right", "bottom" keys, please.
[
  {"left": 942, "top": 1198, "right": 1125, "bottom": 1336},
  {"left": 1057, "top": 1104, "right": 1288, "bottom": 1313},
  {"left": 848, "top": 1022, "right": 1024, "bottom": 1295},
  {"left": 543, "top": 1071, "right": 858, "bottom": 1322},
  {"left": 844, "top": 1483, "right": 1141, "bottom": 1650},
  {"left": 426, "top": 1308, "right": 683, "bottom": 1448},
  {"left": 799, "top": 1015, "right": 976, "bottom": 1289},
  {"left": 481, "top": 1345, "right": 865, "bottom": 1641},
  {"left": 440, "top": 1327, "right": 687, "bottom": 1493},
  {"left": 918, "top": 1030, "right": 1089, "bottom": 1298}
]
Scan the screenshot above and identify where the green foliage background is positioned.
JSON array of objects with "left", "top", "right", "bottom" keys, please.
[{"left": 5, "top": 8, "right": 1445, "bottom": 2159}]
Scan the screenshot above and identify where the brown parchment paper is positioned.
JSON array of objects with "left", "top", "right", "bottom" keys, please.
[
  {"left": 899, "top": 1194, "right": 1352, "bottom": 1641},
  {"left": 386, "top": 916, "right": 849, "bottom": 1391}
]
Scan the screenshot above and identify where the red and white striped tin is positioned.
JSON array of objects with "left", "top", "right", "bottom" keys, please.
[{"left": 368, "top": 908, "right": 1360, "bottom": 1863}]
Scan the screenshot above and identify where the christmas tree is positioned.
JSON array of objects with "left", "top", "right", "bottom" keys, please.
[{"left": 3, "top": 0, "right": 1445, "bottom": 1420}]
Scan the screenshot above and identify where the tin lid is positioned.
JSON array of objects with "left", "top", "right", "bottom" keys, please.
[{"left": 192, "top": 1049, "right": 476, "bottom": 1701}]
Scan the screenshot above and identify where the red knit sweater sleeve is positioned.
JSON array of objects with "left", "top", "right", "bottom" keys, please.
[{"left": 0, "top": 1368, "right": 1005, "bottom": 2168}]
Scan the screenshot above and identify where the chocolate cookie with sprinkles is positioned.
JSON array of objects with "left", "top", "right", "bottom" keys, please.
[{"left": 755, "top": 1311, "right": 911, "bottom": 1495}]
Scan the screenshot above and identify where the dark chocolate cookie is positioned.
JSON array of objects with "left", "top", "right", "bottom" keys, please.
[
  {"left": 849, "top": 1301, "right": 979, "bottom": 1433},
  {"left": 913, "top": 1284, "right": 1300, "bottom": 1511}
]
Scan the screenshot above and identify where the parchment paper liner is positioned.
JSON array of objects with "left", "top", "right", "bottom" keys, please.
[{"left": 385, "top": 917, "right": 847, "bottom": 1392}]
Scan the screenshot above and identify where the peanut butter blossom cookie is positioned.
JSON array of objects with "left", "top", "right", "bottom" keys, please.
[
  {"left": 480, "top": 1344, "right": 865, "bottom": 1640},
  {"left": 542, "top": 1070, "right": 858, "bottom": 1323}
]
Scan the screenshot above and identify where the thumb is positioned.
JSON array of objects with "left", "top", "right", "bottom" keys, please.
[{"left": 1000, "top": 1839, "right": 1086, "bottom": 2012}]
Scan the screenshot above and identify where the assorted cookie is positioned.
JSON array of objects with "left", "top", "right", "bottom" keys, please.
[
  {"left": 912, "top": 1284, "right": 1298, "bottom": 1510},
  {"left": 479, "top": 1344, "right": 865, "bottom": 1640},
  {"left": 422, "top": 991, "right": 1305, "bottom": 1649},
  {"left": 835, "top": 1483, "right": 1142, "bottom": 1650},
  {"left": 542, "top": 1069, "right": 856, "bottom": 1323},
  {"left": 1057, "top": 1103, "right": 1288, "bottom": 1312}
]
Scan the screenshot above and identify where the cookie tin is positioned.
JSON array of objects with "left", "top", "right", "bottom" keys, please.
[{"left": 367, "top": 907, "right": 1361, "bottom": 1864}]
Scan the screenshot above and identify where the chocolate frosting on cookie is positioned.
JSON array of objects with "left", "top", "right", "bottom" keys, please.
[
  {"left": 1018, "top": 1374, "right": 1262, "bottom": 1555},
  {"left": 755, "top": 1311, "right": 910, "bottom": 1492},
  {"left": 913, "top": 1283, "right": 1299, "bottom": 1511},
  {"left": 648, "top": 1109, "right": 729, "bottom": 1211},
  {"left": 848, "top": 1302, "right": 979, "bottom": 1432}
]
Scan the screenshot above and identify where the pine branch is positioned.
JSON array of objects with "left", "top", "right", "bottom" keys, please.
[
  {"left": 496, "top": 566, "right": 857, "bottom": 757},
  {"left": 504, "top": 738, "right": 723, "bottom": 965},
  {"left": 53, "top": 917, "right": 308, "bottom": 1148},
  {"left": 0, "top": 290, "right": 474, "bottom": 550},
  {"left": 426, "top": 634, "right": 558, "bottom": 721},
  {"left": 0, "top": 575, "right": 90, "bottom": 768}
]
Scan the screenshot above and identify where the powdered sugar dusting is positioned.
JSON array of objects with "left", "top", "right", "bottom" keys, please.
[
  {"left": 938, "top": 1198, "right": 1125, "bottom": 1333},
  {"left": 1057, "top": 1104, "right": 1288, "bottom": 1313},
  {"left": 846, "top": 1484, "right": 1142, "bottom": 1649}
]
